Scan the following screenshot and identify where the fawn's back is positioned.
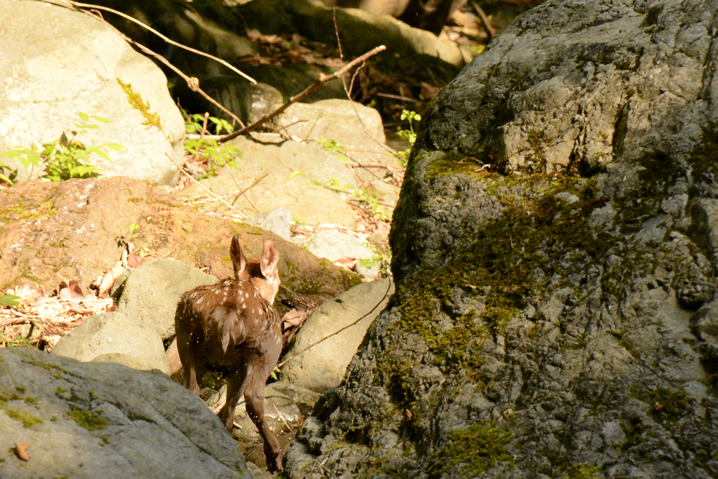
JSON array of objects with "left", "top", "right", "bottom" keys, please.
[{"left": 176, "top": 277, "right": 281, "bottom": 369}]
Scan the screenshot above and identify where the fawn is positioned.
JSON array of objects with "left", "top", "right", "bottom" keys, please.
[{"left": 174, "top": 235, "right": 283, "bottom": 472}]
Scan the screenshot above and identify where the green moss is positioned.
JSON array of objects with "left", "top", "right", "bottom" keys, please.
[
  {"left": 23, "top": 356, "right": 71, "bottom": 379},
  {"left": 67, "top": 405, "right": 109, "bottom": 431},
  {"left": 565, "top": 463, "right": 602, "bottom": 479},
  {"left": 3, "top": 407, "right": 43, "bottom": 428},
  {"left": 0, "top": 199, "right": 57, "bottom": 223},
  {"left": 424, "top": 151, "right": 493, "bottom": 181},
  {"left": 427, "top": 423, "right": 514, "bottom": 477},
  {"left": 635, "top": 386, "right": 694, "bottom": 423},
  {"left": 395, "top": 176, "right": 608, "bottom": 376}
]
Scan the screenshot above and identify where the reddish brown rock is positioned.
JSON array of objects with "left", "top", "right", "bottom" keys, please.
[{"left": 0, "top": 177, "right": 359, "bottom": 302}]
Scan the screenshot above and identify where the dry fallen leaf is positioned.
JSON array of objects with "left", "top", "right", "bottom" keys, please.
[
  {"left": 10, "top": 285, "right": 44, "bottom": 303},
  {"left": 14, "top": 442, "right": 29, "bottom": 461},
  {"left": 127, "top": 253, "right": 145, "bottom": 269},
  {"left": 281, "top": 310, "right": 310, "bottom": 330},
  {"left": 58, "top": 280, "right": 84, "bottom": 302}
]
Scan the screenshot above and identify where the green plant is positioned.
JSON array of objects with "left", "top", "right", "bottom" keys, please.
[
  {"left": 1, "top": 335, "right": 35, "bottom": 349},
  {"left": 318, "top": 138, "right": 349, "bottom": 162},
  {"left": 319, "top": 178, "right": 392, "bottom": 222},
  {"left": 183, "top": 112, "right": 241, "bottom": 179},
  {"left": 397, "top": 109, "right": 421, "bottom": 146},
  {"left": 0, "top": 295, "right": 20, "bottom": 307},
  {"left": 0, "top": 112, "right": 124, "bottom": 183},
  {"left": 117, "top": 79, "right": 163, "bottom": 132}
]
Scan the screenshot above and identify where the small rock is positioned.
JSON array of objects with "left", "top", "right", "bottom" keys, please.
[
  {"left": 254, "top": 207, "right": 292, "bottom": 240},
  {"left": 305, "top": 230, "right": 375, "bottom": 262},
  {"left": 281, "top": 278, "right": 394, "bottom": 393},
  {"left": 117, "top": 259, "right": 217, "bottom": 340},
  {"left": 52, "top": 312, "right": 169, "bottom": 374}
]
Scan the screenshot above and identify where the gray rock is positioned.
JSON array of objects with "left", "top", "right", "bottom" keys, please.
[
  {"left": 117, "top": 259, "right": 217, "bottom": 340},
  {"left": 281, "top": 278, "right": 394, "bottom": 393},
  {"left": 254, "top": 207, "right": 292, "bottom": 240},
  {"left": 92, "top": 352, "right": 168, "bottom": 373},
  {"left": 276, "top": 99, "right": 386, "bottom": 163},
  {"left": 284, "top": 0, "right": 718, "bottom": 477},
  {"left": 305, "top": 230, "right": 376, "bottom": 262},
  {"left": 0, "top": 348, "right": 251, "bottom": 479},
  {"left": 0, "top": 0, "right": 185, "bottom": 185},
  {"left": 52, "top": 312, "right": 169, "bottom": 375},
  {"left": 231, "top": 382, "right": 303, "bottom": 442},
  {"left": 354, "top": 259, "right": 381, "bottom": 280},
  {"left": 175, "top": 134, "right": 359, "bottom": 227}
]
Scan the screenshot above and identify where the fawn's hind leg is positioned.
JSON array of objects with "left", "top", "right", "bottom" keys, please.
[
  {"left": 219, "top": 364, "right": 249, "bottom": 432},
  {"left": 244, "top": 348, "right": 282, "bottom": 472}
]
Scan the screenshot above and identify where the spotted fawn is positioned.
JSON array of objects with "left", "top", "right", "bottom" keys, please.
[{"left": 175, "top": 235, "right": 283, "bottom": 472}]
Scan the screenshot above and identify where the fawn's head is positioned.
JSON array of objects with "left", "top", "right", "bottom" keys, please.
[{"left": 230, "top": 235, "right": 280, "bottom": 305}]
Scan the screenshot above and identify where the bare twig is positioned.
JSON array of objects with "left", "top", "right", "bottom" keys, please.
[
  {"left": 131, "top": 43, "right": 246, "bottom": 128},
  {"left": 219, "top": 45, "right": 387, "bottom": 142},
  {"left": 276, "top": 280, "right": 392, "bottom": 369},
  {"left": 60, "top": 0, "right": 256, "bottom": 84},
  {"left": 61, "top": 0, "right": 246, "bottom": 128},
  {"left": 470, "top": 0, "right": 496, "bottom": 41},
  {"left": 165, "top": 154, "right": 256, "bottom": 224},
  {"left": 231, "top": 172, "right": 268, "bottom": 208},
  {"left": 273, "top": 404, "right": 293, "bottom": 433},
  {"left": 333, "top": 7, "right": 344, "bottom": 61},
  {"left": 376, "top": 92, "right": 423, "bottom": 103}
]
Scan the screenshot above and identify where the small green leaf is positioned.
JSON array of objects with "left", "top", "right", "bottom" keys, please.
[
  {"left": 92, "top": 115, "right": 113, "bottom": 123},
  {"left": 104, "top": 143, "right": 124, "bottom": 152},
  {"left": 78, "top": 111, "right": 90, "bottom": 122},
  {"left": 0, "top": 173, "right": 12, "bottom": 185}
]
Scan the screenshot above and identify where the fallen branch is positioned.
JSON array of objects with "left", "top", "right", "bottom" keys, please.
[
  {"left": 470, "top": 0, "right": 497, "bottom": 41},
  {"left": 219, "top": 45, "right": 387, "bottom": 142},
  {"left": 61, "top": 0, "right": 246, "bottom": 128},
  {"left": 60, "top": 0, "right": 256, "bottom": 84}
]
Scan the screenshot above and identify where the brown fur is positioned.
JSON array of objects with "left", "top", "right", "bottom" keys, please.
[{"left": 175, "top": 236, "right": 283, "bottom": 472}]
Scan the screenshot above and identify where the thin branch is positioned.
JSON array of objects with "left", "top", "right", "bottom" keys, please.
[
  {"left": 60, "top": 0, "right": 247, "bottom": 128},
  {"left": 276, "top": 280, "right": 391, "bottom": 369},
  {"left": 376, "top": 92, "right": 423, "bottom": 103},
  {"left": 60, "top": 0, "right": 256, "bottom": 84},
  {"left": 130, "top": 42, "right": 246, "bottom": 129},
  {"left": 231, "top": 172, "right": 268, "bottom": 208},
  {"left": 165, "top": 153, "right": 256, "bottom": 224},
  {"left": 219, "top": 45, "right": 387, "bottom": 143},
  {"left": 470, "top": 0, "right": 496, "bottom": 41}
]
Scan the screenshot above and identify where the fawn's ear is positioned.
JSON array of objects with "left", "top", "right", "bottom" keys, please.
[
  {"left": 230, "top": 235, "right": 249, "bottom": 281},
  {"left": 260, "top": 240, "right": 280, "bottom": 280}
]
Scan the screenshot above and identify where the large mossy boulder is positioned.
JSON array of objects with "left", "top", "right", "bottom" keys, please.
[{"left": 284, "top": 0, "right": 718, "bottom": 477}]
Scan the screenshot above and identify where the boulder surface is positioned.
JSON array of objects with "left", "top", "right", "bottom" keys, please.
[
  {"left": 0, "top": 348, "right": 251, "bottom": 479},
  {"left": 284, "top": 0, "right": 718, "bottom": 477},
  {"left": 0, "top": 0, "right": 185, "bottom": 185}
]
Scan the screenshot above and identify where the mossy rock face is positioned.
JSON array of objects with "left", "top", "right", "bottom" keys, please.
[
  {"left": 283, "top": 0, "right": 718, "bottom": 477},
  {"left": 0, "top": 176, "right": 358, "bottom": 303}
]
